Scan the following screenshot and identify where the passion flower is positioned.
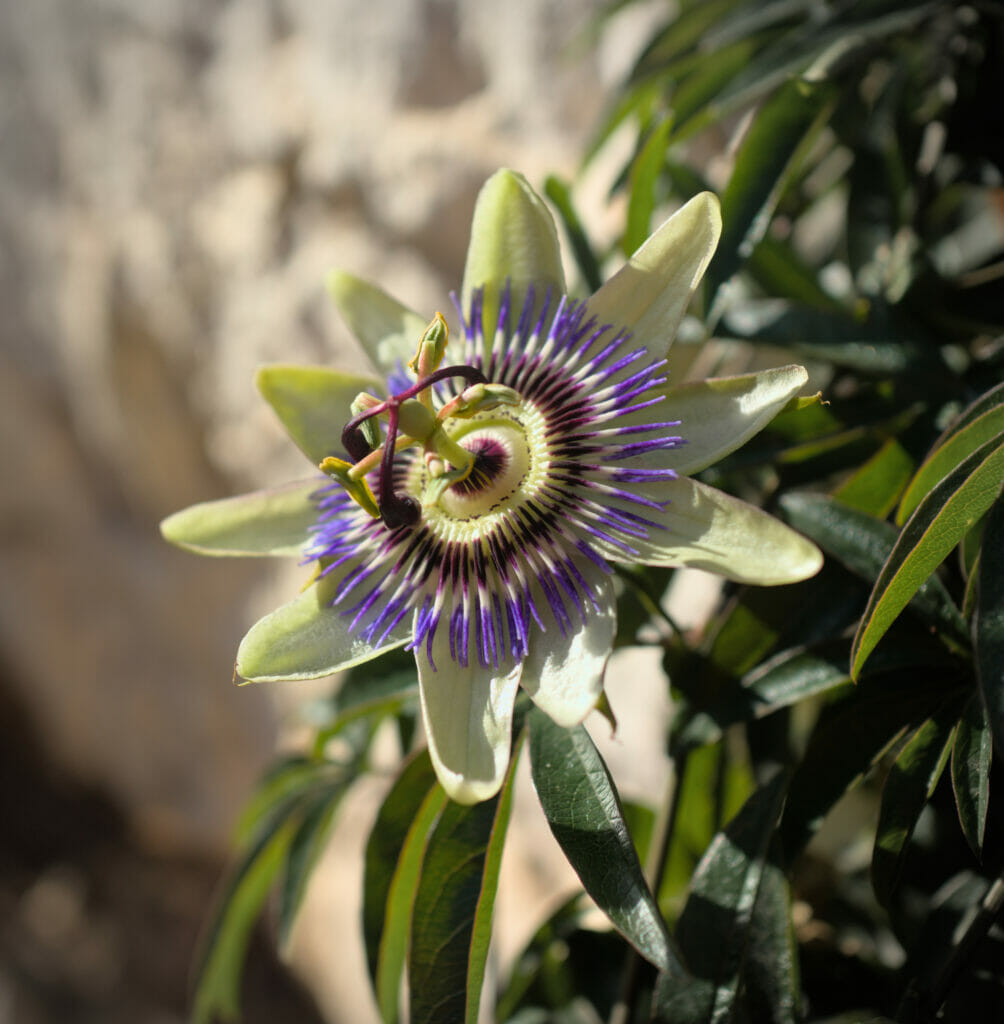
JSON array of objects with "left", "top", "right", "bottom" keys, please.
[{"left": 162, "top": 170, "right": 822, "bottom": 802}]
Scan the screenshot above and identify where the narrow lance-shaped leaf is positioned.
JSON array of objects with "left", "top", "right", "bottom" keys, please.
[
  {"left": 528, "top": 709, "right": 680, "bottom": 975},
  {"left": 872, "top": 700, "right": 961, "bottom": 908},
  {"left": 780, "top": 493, "right": 967, "bottom": 649},
  {"left": 653, "top": 772, "right": 789, "bottom": 1024},
  {"left": 543, "top": 175, "right": 602, "bottom": 293},
  {"left": 708, "top": 75, "right": 836, "bottom": 310},
  {"left": 834, "top": 437, "right": 915, "bottom": 520},
  {"left": 976, "top": 492, "right": 1004, "bottom": 757},
  {"left": 951, "top": 692, "right": 992, "bottom": 859},
  {"left": 408, "top": 735, "right": 522, "bottom": 1024},
  {"left": 193, "top": 820, "right": 295, "bottom": 1024},
  {"left": 278, "top": 784, "right": 348, "bottom": 949},
  {"left": 852, "top": 435, "right": 1004, "bottom": 678},
  {"left": 363, "top": 751, "right": 444, "bottom": 1024},
  {"left": 780, "top": 673, "right": 948, "bottom": 860},
  {"left": 897, "top": 382, "right": 1004, "bottom": 525},
  {"left": 742, "top": 835, "right": 800, "bottom": 1024},
  {"left": 624, "top": 119, "right": 672, "bottom": 257}
]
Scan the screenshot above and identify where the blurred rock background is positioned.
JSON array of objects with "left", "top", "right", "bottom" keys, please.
[{"left": 0, "top": 1, "right": 673, "bottom": 1021}]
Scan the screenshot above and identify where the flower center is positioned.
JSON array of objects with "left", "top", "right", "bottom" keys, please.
[
  {"left": 448, "top": 438, "right": 509, "bottom": 497},
  {"left": 320, "top": 313, "right": 524, "bottom": 530}
]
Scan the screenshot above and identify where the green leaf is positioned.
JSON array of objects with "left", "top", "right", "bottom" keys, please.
[
  {"left": 653, "top": 772, "right": 789, "bottom": 1023},
  {"left": 976, "top": 493, "right": 1004, "bottom": 757},
  {"left": 624, "top": 118, "right": 672, "bottom": 256},
  {"left": 779, "top": 672, "right": 949, "bottom": 860},
  {"left": 872, "top": 700, "right": 960, "bottom": 907},
  {"left": 160, "top": 479, "right": 319, "bottom": 557},
  {"left": 721, "top": 301, "right": 927, "bottom": 374},
  {"left": 192, "top": 819, "right": 295, "bottom": 1024},
  {"left": 363, "top": 751, "right": 444, "bottom": 1024},
  {"left": 742, "top": 836, "right": 800, "bottom": 1024},
  {"left": 543, "top": 175, "right": 602, "bottom": 293},
  {"left": 897, "top": 385, "right": 1004, "bottom": 524},
  {"left": 746, "top": 233, "right": 849, "bottom": 313},
  {"left": 528, "top": 709, "right": 679, "bottom": 974},
  {"left": 408, "top": 739, "right": 521, "bottom": 1024},
  {"left": 951, "top": 693, "right": 992, "bottom": 859},
  {"left": 277, "top": 786, "right": 346, "bottom": 949},
  {"left": 834, "top": 438, "right": 914, "bottom": 519},
  {"left": 256, "top": 365, "right": 383, "bottom": 465},
  {"left": 780, "top": 493, "right": 966, "bottom": 649},
  {"left": 235, "top": 756, "right": 335, "bottom": 844},
  {"left": 194, "top": 758, "right": 344, "bottom": 1024},
  {"left": 851, "top": 435, "right": 1004, "bottom": 678},
  {"left": 708, "top": 76, "right": 836, "bottom": 308}
]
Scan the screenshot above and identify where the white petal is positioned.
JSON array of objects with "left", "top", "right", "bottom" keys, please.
[
  {"left": 326, "top": 271, "right": 431, "bottom": 379},
  {"left": 520, "top": 573, "right": 616, "bottom": 727},
  {"left": 461, "top": 169, "right": 565, "bottom": 341},
  {"left": 160, "top": 479, "right": 319, "bottom": 557},
  {"left": 416, "top": 622, "right": 523, "bottom": 804},
  {"left": 611, "top": 365, "right": 808, "bottom": 475},
  {"left": 593, "top": 477, "right": 823, "bottom": 585},
  {"left": 587, "top": 192, "right": 721, "bottom": 355},
  {"left": 666, "top": 365, "right": 808, "bottom": 474},
  {"left": 236, "top": 563, "right": 410, "bottom": 682}
]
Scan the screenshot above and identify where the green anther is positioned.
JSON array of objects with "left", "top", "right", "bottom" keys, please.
[
  {"left": 350, "top": 392, "right": 384, "bottom": 450},
  {"left": 407, "top": 312, "right": 449, "bottom": 382},
  {"left": 439, "top": 382, "right": 521, "bottom": 421},
  {"left": 319, "top": 456, "right": 381, "bottom": 519}
]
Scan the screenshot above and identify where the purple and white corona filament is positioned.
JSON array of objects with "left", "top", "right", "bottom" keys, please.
[{"left": 307, "top": 285, "right": 683, "bottom": 674}]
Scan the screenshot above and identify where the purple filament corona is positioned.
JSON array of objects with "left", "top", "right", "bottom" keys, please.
[{"left": 306, "top": 284, "right": 683, "bottom": 672}]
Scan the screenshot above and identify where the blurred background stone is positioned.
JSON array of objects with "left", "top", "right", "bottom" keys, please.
[{"left": 0, "top": 1, "right": 667, "bottom": 1020}]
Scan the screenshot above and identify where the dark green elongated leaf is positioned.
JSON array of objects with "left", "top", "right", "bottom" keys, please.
[
  {"left": 708, "top": 76, "right": 836, "bottom": 307},
  {"left": 742, "top": 836, "right": 800, "bottom": 1024},
  {"left": 628, "top": 0, "right": 742, "bottom": 82},
  {"left": 408, "top": 740, "right": 521, "bottom": 1024},
  {"left": 721, "top": 301, "right": 928, "bottom": 374},
  {"left": 528, "top": 709, "right": 679, "bottom": 974},
  {"left": 747, "top": 233, "right": 849, "bottom": 313},
  {"left": 852, "top": 436, "right": 1004, "bottom": 678},
  {"left": 872, "top": 699, "right": 961, "bottom": 907},
  {"left": 623, "top": 119, "right": 672, "bottom": 256},
  {"left": 780, "top": 493, "right": 966, "bottom": 645},
  {"left": 278, "top": 784, "right": 348, "bottom": 948},
  {"left": 898, "top": 412, "right": 1004, "bottom": 526},
  {"left": 193, "top": 818, "right": 296, "bottom": 1024},
  {"left": 677, "top": 642, "right": 853, "bottom": 748},
  {"left": 235, "top": 756, "right": 333, "bottom": 843},
  {"left": 976, "top": 493, "right": 1004, "bottom": 757},
  {"left": 951, "top": 693, "right": 992, "bottom": 859},
  {"left": 653, "top": 772, "right": 789, "bottom": 1023},
  {"left": 543, "top": 176, "right": 602, "bottom": 293},
  {"left": 363, "top": 751, "right": 444, "bottom": 1024},
  {"left": 742, "top": 643, "right": 852, "bottom": 717},
  {"left": 779, "top": 671, "right": 950, "bottom": 860},
  {"left": 307, "top": 648, "right": 419, "bottom": 750},
  {"left": 834, "top": 438, "right": 914, "bottom": 519}
]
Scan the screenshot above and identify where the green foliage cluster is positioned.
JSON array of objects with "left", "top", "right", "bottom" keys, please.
[{"left": 193, "top": 2, "right": 1004, "bottom": 1021}]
